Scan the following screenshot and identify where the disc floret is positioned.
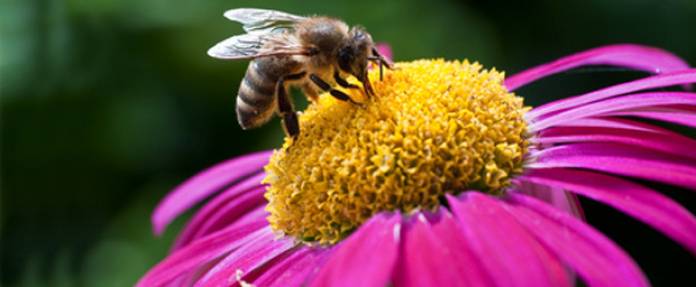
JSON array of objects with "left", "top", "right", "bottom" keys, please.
[{"left": 264, "top": 59, "right": 529, "bottom": 244}]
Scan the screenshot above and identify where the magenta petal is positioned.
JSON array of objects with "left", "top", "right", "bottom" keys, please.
[
  {"left": 607, "top": 106, "right": 696, "bottom": 128},
  {"left": 375, "top": 43, "right": 393, "bottom": 62},
  {"left": 226, "top": 206, "right": 269, "bottom": 229},
  {"left": 310, "top": 213, "right": 402, "bottom": 287},
  {"left": 532, "top": 143, "right": 696, "bottom": 189},
  {"left": 447, "top": 192, "right": 571, "bottom": 287},
  {"left": 252, "top": 247, "right": 331, "bottom": 287},
  {"left": 527, "top": 69, "right": 696, "bottom": 120},
  {"left": 536, "top": 126, "right": 696, "bottom": 160},
  {"left": 505, "top": 44, "right": 690, "bottom": 91},
  {"left": 554, "top": 117, "right": 676, "bottom": 134},
  {"left": 518, "top": 168, "right": 696, "bottom": 254},
  {"left": 504, "top": 193, "right": 649, "bottom": 287},
  {"left": 152, "top": 151, "right": 271, "bottom": 235},
  {"left": 250, "top": 248, "right": 310, "bottom": 287},
  {"left": 173, "top": 184, "right": 266, "bottom": 250},
  {"left": 392, "top": 211, "right": 495, "bottom": 287},
  {"left": 530, "top": 92, "right": 696, "bottom": 131},
  {"left": 515, "top": 180, "right": 584, "bottom": 219},
  {"left": 194, "top": 227, "right": 296, "bottom": 287},
  {"left": 136, "top": 219, "right": 267, "bottom": 287}
]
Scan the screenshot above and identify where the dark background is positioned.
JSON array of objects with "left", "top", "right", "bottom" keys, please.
[{"left": 2, "top": 0, "right": 695, "bottom": 286}]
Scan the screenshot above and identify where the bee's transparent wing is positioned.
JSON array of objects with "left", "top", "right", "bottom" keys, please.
[
  {"left": 208, "top": 8, "right": 308, "bottom": 60},
  {"left": 208, "top": 33, "right": 307, "bottom": 60},
  {"left": 224, "top": 8, "right": 306, "bottom": 34},
  {"left": 208, "top": 33, "right": 265, "bottom": 59}
]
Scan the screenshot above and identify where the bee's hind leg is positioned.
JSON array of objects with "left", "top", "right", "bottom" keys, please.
[
  {"left": 309, "top": 74, "right": 364, "bottom": 106},
  {"left": 277, "top": 72, "right": 307, "bottom": 139}
]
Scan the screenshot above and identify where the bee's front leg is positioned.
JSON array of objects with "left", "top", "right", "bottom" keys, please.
[
  {"left": 333, "top": 70, "right": 360, "bottom": 90},
  {"left": 309, "top": 74, "right": 363, "bottom": 106}
]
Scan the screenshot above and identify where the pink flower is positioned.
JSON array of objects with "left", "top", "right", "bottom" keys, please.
[{"left": 139, "top": 44, "right": 696, "bottom": 287}]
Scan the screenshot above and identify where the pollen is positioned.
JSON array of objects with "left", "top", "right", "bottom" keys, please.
[{"left": 263, "top": 59, "right": 529, "bottom": 244}]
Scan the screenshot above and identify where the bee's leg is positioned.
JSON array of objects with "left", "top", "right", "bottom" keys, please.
[
  {"left": 277, "top": 72, "right": 307, "bottom": 139},
  {"left": 333, "top": 71, "right": 360, "bottom": 90},
  {"left": 309, "top": 74, "right": 363, "bottom": 106},
  {"left": 301, "top": 83, "right": 320, "bottom": 102}
]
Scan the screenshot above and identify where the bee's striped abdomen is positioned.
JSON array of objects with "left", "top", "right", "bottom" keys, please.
[{"left": 236, "top": 61, "right": 278, "bottom": 129}]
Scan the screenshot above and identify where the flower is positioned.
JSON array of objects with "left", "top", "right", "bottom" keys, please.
[{"left": 139, "top": 44, "right": 696, "bottom": 287}]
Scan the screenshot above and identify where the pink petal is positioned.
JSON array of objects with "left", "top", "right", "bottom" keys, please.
[
  {"left": 554, "top": 117, "right": 677, "bottom": 134},
  {"left": 517, "top": 168, "right": 696, "bottom": 254},
  {"left": 136, "top": 219, "right": 267, "bottom": 287},
  {"left": 505, "top": 44, "right": 690, "bottom": 91},
  {"left": 194, "top": 227, "right": 295, "bottom": 287},
  {"left": 503, "top": 193, "right": 649, "bottom": 287},
  {"left": 310, "top": 213, "right": 402, "bottom": 287},
  {"left": 375, "top": 43, "right": 393, "bottom": 62},
  {"left": 515, "top": 180, "right": 584, "bottom": 219},
  {"left": 173, "top": 183, "right": 266, "bottom": 250},
  {"left": 606, "top": 106, "right": 696, "bottom": 128},
  {"left": 535, "top": 126, "right": 696, "bottom": 160},
  {"left": 228, "top": 206, "right": 269, "bottom": 228},
  {"left": 170, "top": 208, "right": 271, "bottom": 286},
  {"left": 152, "top": 150, "right": 271, "bottom": 235},
  {"left": 530, "top": 92, "right": 696, "bottom": 131},
  {"left": 527, "top": 69, "right": 696, "bottom": 120},
  {"left": 446, "top": 192, "right": 571, "bottom": 287},
  {"left": 251, "top": 247, "right": 331, "bottom": 287},
  {"left": 392, "top": 211, "right": 495, "bottom": 287},
  {"left": 531, "top": 143, "right": 696, "bottom": 190}
]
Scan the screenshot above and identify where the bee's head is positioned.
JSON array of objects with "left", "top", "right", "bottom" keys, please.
[{"left": 338, "top": 26, "right": 374, "bottom": 95}]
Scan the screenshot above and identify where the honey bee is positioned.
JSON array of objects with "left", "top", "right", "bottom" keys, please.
[{"left": 208, "top": 8, "right": 392, "bottom": 139}]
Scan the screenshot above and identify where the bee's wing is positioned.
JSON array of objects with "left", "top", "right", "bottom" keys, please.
[
  {"left": 208, "top": 8, "right": 308, "bottom": 60},
  {"left": 223, "top": 8, "right": 306, "bottom": 34},
  {"left": 208, "top": 32, "right": 307, "bottom": 60}
]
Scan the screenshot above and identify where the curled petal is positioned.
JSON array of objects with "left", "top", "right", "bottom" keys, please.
[
  {"left": 136, "top": 219, "right": 267, "bottom": 287},
  {"left": 375, "top": 43, "right": 393, "bottom": 62},
  {"left": 152, "top": 151, "right": 271, "bottom": 235},
  {"left": 527, "top": 69, "right": 696, "bottom": 120},
  {"left": 505, "top": 44, "right": 690, "bottom": 91},
  {"left": 606, "top": 106, "right": 696, "bottom": 128},
  {"left": 173, "top": 185, "right": 266, "bottom": 250},
  {"left": 517, "top": 168, "right": 696, "bottom": 254},
  {"left": 514, "top": 180, "right": 584, "bottom": 219},
  {"left": 536, "top": 126, "right": 696, "bottom": 160},
  {"left": 194, "top": 228, "right": 296, "bottom": 287},
  {"left": 530, "top": 92, "right": 696, "bottom": 131},
  {"left": 553, "top": 117, "right": 677, "bottom": 134},
  {"left": 531, "top": 143, "right": 696, "bottom": 190}
]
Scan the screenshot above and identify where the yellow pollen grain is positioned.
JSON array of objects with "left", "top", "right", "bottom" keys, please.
[{"left": 263, "top": 59, "right": 529, "bottom": 244}]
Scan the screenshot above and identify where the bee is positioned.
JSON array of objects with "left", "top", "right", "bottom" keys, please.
[{"left": 208, "top": 8, "right": 392, "bottom": 139}]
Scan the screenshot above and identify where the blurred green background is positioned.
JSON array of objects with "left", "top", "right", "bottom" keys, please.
[{"left": 2, "top": 0, "right": 695, "bottom": 286}]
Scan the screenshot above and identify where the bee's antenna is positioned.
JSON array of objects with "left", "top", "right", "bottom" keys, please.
[
  {"left": 370, "top": 48, "right": 393, "bottom": 81},
  {"left": 368, "top": 56, "right": 384, "bottom": 80}
]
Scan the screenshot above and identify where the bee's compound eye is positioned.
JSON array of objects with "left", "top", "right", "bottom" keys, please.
[{"left": 338, "top": 46, "right": 354, "bottom": 72}]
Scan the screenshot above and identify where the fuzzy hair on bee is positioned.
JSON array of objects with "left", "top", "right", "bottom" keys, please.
[{"left": 208, "top": 8, "right": 392, "bottom": 139}]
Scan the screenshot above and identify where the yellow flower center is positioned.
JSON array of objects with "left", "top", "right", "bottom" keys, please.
[{"left": 263, "top": 59, "right": 529, "bottom": 244}]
